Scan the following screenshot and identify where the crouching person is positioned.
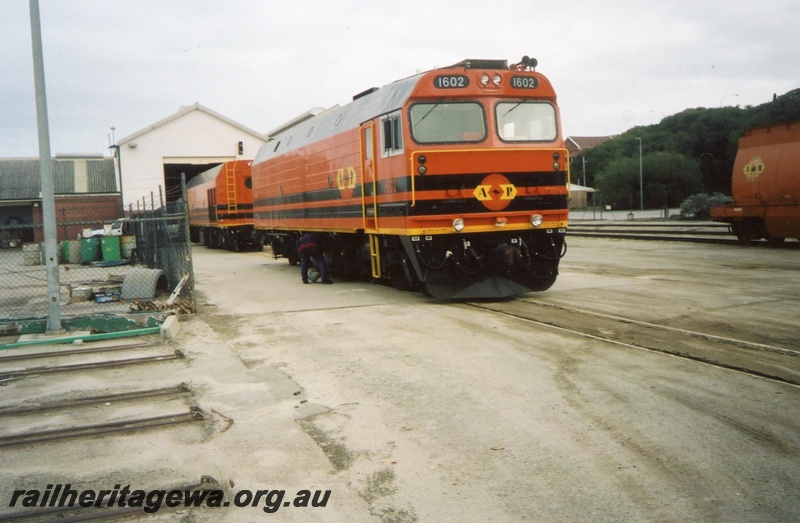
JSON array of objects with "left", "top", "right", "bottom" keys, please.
[{"left": 297, "top": 233, "right": 333, "bottom": 284}]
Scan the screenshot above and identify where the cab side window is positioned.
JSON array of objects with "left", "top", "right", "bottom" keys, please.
[{"left": 381, "top": 112, "right": 403, "bottom": 157}]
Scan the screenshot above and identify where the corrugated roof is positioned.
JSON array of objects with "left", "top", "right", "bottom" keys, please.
[
  {"left": 565, "top": 135, "right": 617, "bottom": 155},
  {"left": 0, "top": 157, "right": 117, "bottom": 200}
]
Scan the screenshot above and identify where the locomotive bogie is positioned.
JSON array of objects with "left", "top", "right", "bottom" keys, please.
[
  {"left": 190, "top": 225, "right": 263, "bottom": 252},
  {"left": 260, "top": 226, "right": 565, "bottom": 299}
]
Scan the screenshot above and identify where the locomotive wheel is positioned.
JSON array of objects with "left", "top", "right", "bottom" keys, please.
[
  {"left": 389, "top": 252, "right": 419, "bottom": 291},
  {"left": 390, "top": 264, "right": 411, "bottom": 291},
  {"left": 282, "top": 237, "right": 299, "bottom": 265},
  {"left": 417, "top": 282, "right": 433, "bottom": 298}
]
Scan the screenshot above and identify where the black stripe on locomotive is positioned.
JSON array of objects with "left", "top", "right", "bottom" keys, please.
[{"left": 253, "top": 171, "right": 567, "bottom": 220}]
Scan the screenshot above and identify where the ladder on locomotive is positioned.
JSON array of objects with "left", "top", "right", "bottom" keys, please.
[
  {"left": 225, "top": 163, "right": 237, "bottom": 217},
  {"left": 368, "top": 234, "right": 381, "bottom": 279}
]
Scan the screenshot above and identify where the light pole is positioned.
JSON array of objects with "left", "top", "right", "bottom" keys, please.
[
  {"left": 636, "top": 137, "right": 643, "bottom": 210},
  {"left": 109, "top": 127, "right": 124, "bottom": 216},
  {"left": 719, "top": 94, "right": 739, "bottom": 107}
]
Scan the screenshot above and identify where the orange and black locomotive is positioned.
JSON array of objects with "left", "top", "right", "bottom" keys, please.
[
  {"left": 187, "top": 160, "right": 262, "bottom": 251},
  {"left": 252, "top": 57, "right": 570, "bottom": 299}
]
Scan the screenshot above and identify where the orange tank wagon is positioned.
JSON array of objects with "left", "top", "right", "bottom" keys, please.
[
  {"left": 711, "top": 121, "right": 800, "bottom": 244},
  {"left": 252, "top": 57, "right": 570, "bottom": 299},
  {"left": 187, "top": 160, "right": 263, "bottom": 251}
]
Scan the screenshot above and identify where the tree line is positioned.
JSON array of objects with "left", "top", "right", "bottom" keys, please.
[{"left": 576, "top": 88, "right": 800, "bottom": 210}]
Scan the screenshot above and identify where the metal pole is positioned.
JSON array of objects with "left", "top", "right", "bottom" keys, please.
[
  {"left": 636, "top": 137, "right": 643, "bottom": 210},
  {"left": 29, "top": 0, "right": 61, "bottom": 332},
  {"left": 582, "top": 156, "right": 586, "bottom": 187},
  {"left": 110, "top": 143, "right": 124, "bottom": 216}
]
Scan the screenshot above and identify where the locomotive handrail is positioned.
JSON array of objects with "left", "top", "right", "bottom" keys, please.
[
  {"left": 372, "top": 155, "right": 379, "bottom": 228},
  {"left": 410, "top": 156, "right": 416, "bottom": 208},
  {"left": 359, "top": 122, "right": 380, "bottom": 232}
]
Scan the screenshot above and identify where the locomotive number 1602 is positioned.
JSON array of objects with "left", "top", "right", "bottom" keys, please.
[
  {"left": 433, "top": 75, "right": 469, "bottom": 89},
  {"left": 510, "top": 76, "right": 539, "bottom": 89}
]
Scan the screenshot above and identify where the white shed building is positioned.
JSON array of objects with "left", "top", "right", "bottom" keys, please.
[{"left": 115, "top": 103, "right": 267, "bottom": 210}]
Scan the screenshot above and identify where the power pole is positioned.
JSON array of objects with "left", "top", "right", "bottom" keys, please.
[
  {"left": 636, "top": 137, "right": 643, "bottom": 210},
  {"left": 29, "top": 0, "right": 61, "bottom": 332}
]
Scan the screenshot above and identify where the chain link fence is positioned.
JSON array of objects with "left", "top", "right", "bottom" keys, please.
[{"left": 0, "top": 199, "right": 194, "bottom": 323}]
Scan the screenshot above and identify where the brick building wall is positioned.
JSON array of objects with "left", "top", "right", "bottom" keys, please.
[{"left": 32, "top": 194, "right": 122, "bottom": 242}]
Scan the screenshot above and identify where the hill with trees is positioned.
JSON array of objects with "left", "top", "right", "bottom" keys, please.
[{"left": 578, "top": 88, "right": 800, "bottom": 211}]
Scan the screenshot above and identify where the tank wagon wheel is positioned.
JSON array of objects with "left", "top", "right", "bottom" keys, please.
[
  {"left": 732, "top": 221, "right": 761, "bottom": 244},
  {"left": 766, "top": 237, "right": 785, "bottom": 246}
]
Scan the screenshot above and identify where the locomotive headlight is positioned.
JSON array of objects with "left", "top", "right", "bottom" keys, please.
[
  {"left": 480, "top": 74, "right": 490, "bottom": 85},
  {"left": 453, "top": 218, "right": 465, "bottom": 232},
  {"left": 418, "top": 165, "right": 427, "bottom": 175},
  {"left": 492, "top": 74, "right": 502, "bottom": 85},
  {"left": 417, "top": 155, "right": 427, "bottom": 175},
  {"left": 531, "top": 214, "right": 543, "bottom": 227}
]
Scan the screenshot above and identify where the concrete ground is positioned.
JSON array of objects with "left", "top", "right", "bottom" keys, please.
[{"left": 1, "top": 237, "right": 798, "bottom": 522}]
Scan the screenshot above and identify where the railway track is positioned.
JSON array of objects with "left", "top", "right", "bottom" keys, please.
[
  {"left": 471, "top": 300, "right": 800, "bottom": 388},
  {"left": 0, "top": 383, "right": 191, "bottom": 416},
  {"left": 0, "top": 338, "right": 203, "bottom": 449},
  {"left": 0, "top": 338, "right": 222, "bottom": 521},
  {"left": 568, "top": 221, "right": 800, "bottom": 247}
]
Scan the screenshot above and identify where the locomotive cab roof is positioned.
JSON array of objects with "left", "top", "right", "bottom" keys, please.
[{"left": 254, "top": 57, "right": 543, "bottom": 165}]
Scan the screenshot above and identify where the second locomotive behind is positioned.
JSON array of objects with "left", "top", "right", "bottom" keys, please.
[
  {"left": 187, "top": 160, "right": 263, "bottom": 251},
  {"left": 252, "top": 57, "right": 570, "bottom": 299}
]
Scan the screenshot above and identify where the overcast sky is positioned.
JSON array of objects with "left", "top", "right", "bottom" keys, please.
[{"left": 2, "top": 0, "right": 798, "bottom": 157}]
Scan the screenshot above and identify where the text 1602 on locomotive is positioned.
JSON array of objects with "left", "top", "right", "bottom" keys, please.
[{"left": 252, "top": 57, "right": 570, "bottom": 299}]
